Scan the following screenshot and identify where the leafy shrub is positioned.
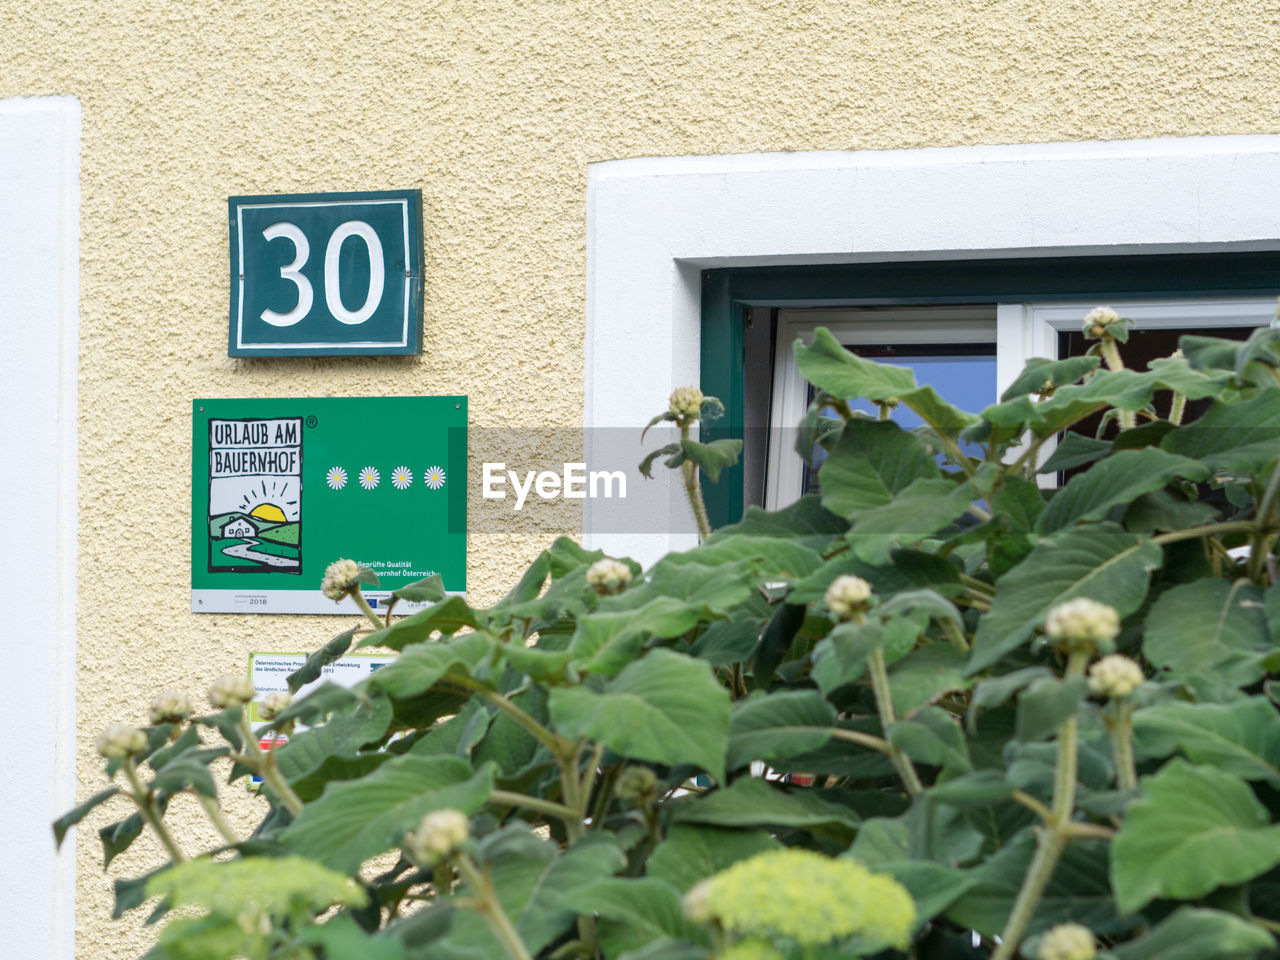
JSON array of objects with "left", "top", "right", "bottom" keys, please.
[{"left": 58, "top": 315, "right": 1280, "bottom": 959}]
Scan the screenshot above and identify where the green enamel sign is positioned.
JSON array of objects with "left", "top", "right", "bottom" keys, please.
[
  {"left": 192, "top": 396, "right": 465, "bottom": 613},
  {"left": 228, "top": 190, "right": 423, "bottom": 356}
]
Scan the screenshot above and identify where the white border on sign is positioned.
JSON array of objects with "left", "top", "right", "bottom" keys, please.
[{"left": 234, "top": 198, "right": 412, "bottom": 350}]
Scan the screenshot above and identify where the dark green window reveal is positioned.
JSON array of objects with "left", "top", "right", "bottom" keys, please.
[{"left": 699, "top": 252, "right": 1280, "bottom": 529}]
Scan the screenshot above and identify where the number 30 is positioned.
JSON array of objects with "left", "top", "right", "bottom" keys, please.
[{"left": 259, "top": 220, "right": 386, "bottom": 327}]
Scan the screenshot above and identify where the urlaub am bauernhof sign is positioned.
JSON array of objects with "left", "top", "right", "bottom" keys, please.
[
  {"left": 228, "top": 190, "right": 422, "bottom": 356},
  {"left": 192, "top": 396, "right": 465, "bottom": 614}
]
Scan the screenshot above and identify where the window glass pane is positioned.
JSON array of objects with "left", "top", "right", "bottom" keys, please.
[{"left": 803, "top": 344, "right": 996, "bottom": 493}]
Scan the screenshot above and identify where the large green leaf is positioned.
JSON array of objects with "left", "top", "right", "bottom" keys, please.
[
  {"left": 889, "top": 643, "right": 971, "bottom": 718},
  {"left": 281, "top": 755, "right": 494, "bottom": 872},
  {"left": 287, "top": 628, "right": 357, "bottom": 693},
  {"left": 726, "top": 690, "right": 836, "bottom": 770},
  {"left": 847, "top": 818, "right": 978, "bottom": 924},
  {"left": 795, "top": 327, "right": 917, "bottom": 401},
  {"left": 705, "top": 494, "right": 848, "bottom": 553},
  {"left": 1142, "top": 579, "right": 1271, "bottom": 687},
  {"left": 568, "top": 597, "right": 703, "bottom": 676},
  {"left": 817, "top": 419, "right": 940, "bottom": 518},
  {"left": 1038, "top": 433, "right": 1113, "bottom": 475},
  {"left": 888, "top": 706, "right": 972, "bottom": 774},
  {"left": 559, "top": 877, "right": 703, "bottom": 958},
  {"left": 1110, "top": 907, "right": 1275, "bottom": 960},
  {"left": 356, "top": 596, "right": 482, "bottom": 651},
  {"left": 430, "top": 826, "right": 626, "bottom": 959},
  {"left": 53, "top": 786, "right": 120, "bottom": 849},
  {"left": 947, "top": 831, "right": 1120, "bottom": 937},
  {"left": 1111, "top": 759, "right": 1280, "bottom": 914},
  {"left": 847, "top": 478, "right": 976, "bottom": 541},
  {"left": 275, "top": 692, "right": 394, "bottom": 784},
  {"left": 1035, "top": 448, "right": 1208, "bottom": 533},
  {"left": 549, "top": 649, "right": 730, "bottom": 781},
  {"left": 969, "top": 525, "right": 1162, "bottom": 672},
  {"left": 1001, "top": 355, "right": 1101, "bottom": 401},
  {"left": 1134, "top": 698, "right": 1280, "bottom": 787},
  {"left": 673, "top": 776, "right": 861, "bottom": 837},
  {"left": 646, "top": 824, "right": 781, "bottom": 893},
  {"left": 662, "top": 535, "right": 824, "bottom": 580},
  {"left": 680, "top": 437, "right": 742, "bottom": 483},
  {"left": 900, "top": 384, "right": 980, "bottom": 437},
  {"left": 1161, "top": 389, "right": 1280, "bottom": 475},
  {"left": 365, "top": 632, "right": 493, "bottom": 699}
]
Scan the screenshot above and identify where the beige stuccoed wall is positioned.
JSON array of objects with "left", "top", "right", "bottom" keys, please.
[{"left": 6, "top": 0, "right": 1280, "bottom": 954}]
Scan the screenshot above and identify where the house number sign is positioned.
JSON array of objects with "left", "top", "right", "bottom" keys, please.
[{"left": 228, "top": 190, "right": 423, "bottom": 356}]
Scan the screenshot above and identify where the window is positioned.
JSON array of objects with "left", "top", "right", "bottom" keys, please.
[{"left": 760, "top": 296, "right": 1277, "bottom": 511}]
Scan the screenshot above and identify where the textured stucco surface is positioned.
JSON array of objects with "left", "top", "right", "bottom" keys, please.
[{"left": 7, "top": 0, "right": 1280, "bottom": 954}]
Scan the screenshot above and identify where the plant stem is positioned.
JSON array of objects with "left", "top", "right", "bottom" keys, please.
[
  {"left": 488, "top": 789, "right": 577, "bottom": 823},
  {"left": 1152, "top": 519, "right": 1257, "bottom": 546},
  {"left": 239, "top": 716, "right": 304, "bottom": 817},
  {"left": 680, "top": 419, "right": 712, "bottom": 541},
  {"left": 122, "top": 757, "right": 186, "bottom": 863},
  {"left": 958, "top": 573, "right": 995, "bottom": 598},
  {"left": 1098, "top": 338, "right": 1135, "bottom": 430},
  {"left": 444, "top": 676, "right": 573, "bottom": 759},
  {"left": 199, "top": 794, "right": 240, "bottom": 845},
  {"left": 455, "top": 853, "right": 534, "bottom": 960},
  {"left": 350, "top": 586, "right": 387, "bottom": 630},
  {"left": 940, "top": 617, "right": 970, "bottom": 651},
  {"left": 1110, "top": 702, "right": 1138, "bottom": 792},
  {"left": 867, "top": 646, "right": 923, "bottom": 796},
  {"left": 828, "top": 726, "right": 892, "bottom": 754},
  {"left": 992, "top": 650, "right": 1089, "bottom": 960},
  {"left": 1169, "top": 391, "right": 1187, "bottom": 425}
]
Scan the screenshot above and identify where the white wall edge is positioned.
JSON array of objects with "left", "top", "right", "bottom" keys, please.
[
  {"left": 0, "top": 94, "right": 80, "bottom": 960},
  {"left": 584, "top": 135, "right": 1280, "bottom": 565}
]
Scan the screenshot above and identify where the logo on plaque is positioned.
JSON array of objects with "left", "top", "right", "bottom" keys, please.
[{"left": 207, "top": 418, "right": 303, "bottom": 573}]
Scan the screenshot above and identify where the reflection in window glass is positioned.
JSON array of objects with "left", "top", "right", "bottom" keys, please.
[{"left": 803, "top": 344, "right": 997, "bottom": 494}]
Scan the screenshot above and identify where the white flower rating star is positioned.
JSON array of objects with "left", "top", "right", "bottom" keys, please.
[
  {"left": 391, "top": 466, "right": 413, "bottom": 490},
  {"left": 358, "top": 466, "right": 380, "bottom": 490},
  {"left": 325, "top": 466, "right": 347, "bottom": 490},
  {"left": 423, "top": 466, "right": 446, "bottom": 490}
]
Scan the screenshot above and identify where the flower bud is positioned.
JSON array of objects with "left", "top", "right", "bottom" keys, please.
[
  {"left": 669, "top": 386, "right": 705, "bottom": 421},
  {"left": 321, "top": 558, "right": 363, "bottom": 601},
  {"left": 258, "top": 690, "right": 293, "bottom": 721},
  {"left": 1038, "top": 922, "right": 1095, "bottom": 960},
  {"left": 682, "top": 878, "right": 713, "bottom": 924},
  {"left": 96, "top": 723, "right": 147, "bottom": 759},
  {"left": 586, "top": 557, "right": 632, "bottom": 595},
  {"left": 1088, "top": 654, "right": 1144, "bottom": 699},
  {"left": 825, "top": 575, "right": 873, "bottom": 621},
  {"left": 148, "top": 689, "right": 193, "bottom": 725},
  {"left": 1044, "top": 597, "right": 1120, "bottom": 654},
  {"left": 208, "top": 674, "right": 255, "bottom": 709},
  {"left": 615, "top": 766, "right": 658, "bottom": 802},
  {"left": 401, "top": 808, "right": 470, "bottom": 866},
  {"left": 1082, "top": 306, "right": 1121, "bottom": 339}
]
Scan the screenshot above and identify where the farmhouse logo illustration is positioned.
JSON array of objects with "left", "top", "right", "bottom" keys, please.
[{"left": 207, "top": 418, "right": 303, "bottom": 573}]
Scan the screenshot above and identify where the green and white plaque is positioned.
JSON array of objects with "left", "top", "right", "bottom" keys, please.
[{"left": 192, "top": 396, "right": 465, "bottom": 614}]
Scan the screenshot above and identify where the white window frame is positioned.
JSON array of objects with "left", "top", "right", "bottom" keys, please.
[
  {"left": 586, "top": 136, "right": 1280, "bottom": 566},
  {"left": 762, "top": 296, "right": 1278, "bottom": 509},
  {"left": 766, "top": 306, "right": 998, "bottom": 509}
]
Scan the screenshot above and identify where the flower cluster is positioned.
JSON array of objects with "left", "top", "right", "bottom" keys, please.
[
  {"left": 684, "top": 848, "right": 915, "bottom": 949},
  {"left": 1038, "top": 922, "right": 1096, "bottom": 960},
  {"left": 321, "top": 558, "right": 364, "bottom": 601},
  {"left": 669, "top": 386, "right": 705, "bottom": 421},
  {"left": 1045, "top": 597, "right": 1120, "bottom": 654},
  {"left": 614, "top": 766, "right": 658, "bottom": 802},
  {"left": 258, "top": 690, "right": 293, "bottom": 721},
  {"left": 825, "top": 575, "right": 873, "bottom": 621},
  {"left": 96, "top": 723, "right": 147, "bottom": 759},
  {"left": 586, "top": 557, "right": 632, "bottom": 595},
  {"left": 1082, "top": 306, "right": 1121, "bottom": 338},
  {"left": 208, "top": 674, "right": 255, "bottom": 709},
  {"left": 148, "top": 689, "right": 193, "bottom": 725},
  {"left": 1088, "top": 654, "right": 1144, "bottom": 699},
  {"left": 402, "top": 808, "right": 470, "bottom": 866}
]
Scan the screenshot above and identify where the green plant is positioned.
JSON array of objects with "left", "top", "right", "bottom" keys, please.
[{"left": 57, "top": 315, "right": 1280, "bottom": 959}]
